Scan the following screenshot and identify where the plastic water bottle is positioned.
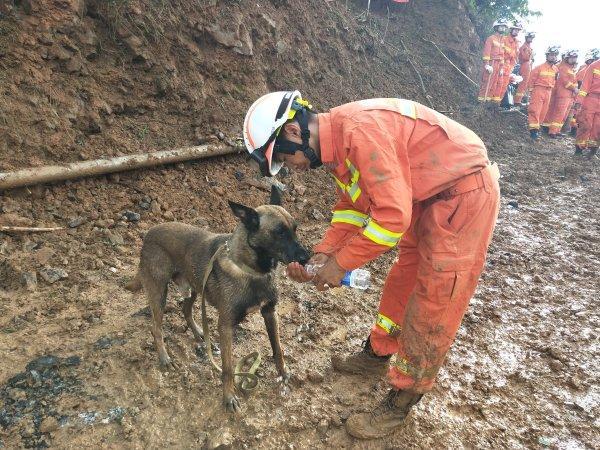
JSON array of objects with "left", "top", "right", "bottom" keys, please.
[{"left": 304, "top": 264, "right": 371, "bottom": 290}]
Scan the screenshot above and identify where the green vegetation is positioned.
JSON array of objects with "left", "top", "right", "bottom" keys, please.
[{"left": 469, "top": 0, "right": 540, "bottom": 22}]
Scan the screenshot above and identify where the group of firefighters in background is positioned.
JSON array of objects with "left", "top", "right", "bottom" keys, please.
[{"left": 478, "top": 18, "right": 599, "bottom": 158}]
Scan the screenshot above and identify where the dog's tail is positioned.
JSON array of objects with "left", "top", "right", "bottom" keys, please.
[{"left": 124, "top": 272, "right": 142, "bottom": 292}]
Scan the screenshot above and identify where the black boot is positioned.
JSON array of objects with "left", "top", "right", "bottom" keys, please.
[
  {"left": 574, "top": 145, "right": 584, "bottom": 156},
  {"left": 331, "top": 336, "right": 391, "bottom": 377},
  {"left": 530, "top": 129, "right": 540, "bottom": 140},
  {"left": 345, "top": 389, "right": 424, "bottom": 439}
]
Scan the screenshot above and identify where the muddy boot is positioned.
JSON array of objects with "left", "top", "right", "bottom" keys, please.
[
  {"left": 574, "top": 145, "right": 584, "bottom": 156},
  {"left": 587, "top": 147, "right": 598, "bottom": 160},
  {"left": 346, "top": 389, "right": 423, "bottom": 440},
  {"left": 530, "top": 129, "right": 540, "bottom": 141},
  {"left": 331, "top": 336, "right": 391, "bottom": 377},
  {"left": 570, "top": 127, "right": 577, "bottom": 137}
]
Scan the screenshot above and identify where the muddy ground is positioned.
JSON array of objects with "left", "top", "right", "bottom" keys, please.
[{"left": 0, "top": 107, "right": 598, "bottom": 449}]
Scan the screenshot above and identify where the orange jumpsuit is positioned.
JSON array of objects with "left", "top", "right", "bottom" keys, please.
[
  {"left": 514, "top": 42, "right": 533, "bottom": 104},
  {"left": 542, "top": 61, "right": 578, "bottom": 135},
  {"left": 478, "top": 33, "right": 505, "bottom": 102},
  {"left": 575, "top": 60, "right": 600, "bottom": 148},
  {"left": 527, "top": 62, "right": 558, "bottom": 130},
  {"left": 314, "top": 99, "right": 500, "bottom": 393},
  {"left": 495, "top": 35, "right": 519, "bottom": 102},
  {"left": 570, "top": 64, "right": 590, "bottom": 130}
]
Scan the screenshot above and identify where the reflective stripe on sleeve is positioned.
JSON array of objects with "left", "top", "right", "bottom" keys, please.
[
  {"left": 579, "top": 90, "right": 588, "bottom": 97},
  {"left": 331, "top": 209, "right": 368, "bottom": 227},
  {"left": 363, "top": 219, "right": 403, "bottom": 247}
]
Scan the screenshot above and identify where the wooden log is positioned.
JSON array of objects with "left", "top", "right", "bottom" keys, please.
[
  {"left": 0, "top": 226, "right": 65, "bottom": 233},
  {"left": 0, "top": 144, "right": 242, "bottom": 191}
]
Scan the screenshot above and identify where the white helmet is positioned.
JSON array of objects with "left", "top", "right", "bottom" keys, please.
[
  {"left": 525, "top": 31, "right": 535, "bottom": 39},
  {"left": 510, "top": 20, "right": 523, "bottom": 30},
  {"left": 492, "top": 18, "right": 509, "bottom": 30},
  {"left": 243, "top": 91, "right": 317, "bottom": 176},
  {"left": 563, "top": 49, "right": 578, "bottom": 59},
  {"left": 585, "top": 48, "right": 599, "bottom": 61}
]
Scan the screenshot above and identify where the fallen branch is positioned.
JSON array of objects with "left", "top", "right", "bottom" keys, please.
[
  {"left": 421, "top": 37, "right": 478, "bottom": 87},
  {"left": 0, "top": 226, "right": 65, "bottom": 233},
  {"left": 0, "top": 144, "right": 242, "bottom": 191},
  {"left": 397, "top": 38, "right": 435, "bottom": 109}
]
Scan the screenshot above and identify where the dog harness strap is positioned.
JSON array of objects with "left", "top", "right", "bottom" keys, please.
[{"left": 200, "top": 243, "right": 262, "bottom": 393}]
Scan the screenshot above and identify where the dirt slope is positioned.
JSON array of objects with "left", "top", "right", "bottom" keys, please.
[
  {"left": 1, "top": 0, "right": 481, "bottom": 169},
  {"left": 1, "top": 1, "right": 599, "bottom": 449}
]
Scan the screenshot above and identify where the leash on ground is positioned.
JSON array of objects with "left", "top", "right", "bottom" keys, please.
[{"left": 200, "top": 244, "right": 261, "bottom": 393}]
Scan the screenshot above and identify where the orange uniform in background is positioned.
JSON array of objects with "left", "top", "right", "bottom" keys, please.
[
  {"left": 575, "top": 60, "right": 600, "bottom": 149},
  {"left": 495, "top": 34, "right": 519, "bottom": 102},
  {"left": 515, "top": 41, "right": 533, "bottom": 104},
  {"left": 527, "top": 62, "right": 558, "bottom": 130},
  {"left": 314, "top": 99, "right": 500, "bottom": 392},
  {"left": 543, "top": 61, "right": 578, "bottom": 135},
  {"left": 571, "top": 64, "right": 590, "bottom": 130},
  {"left": 478, "top": 33, "right": 505, "bottom": 102}
]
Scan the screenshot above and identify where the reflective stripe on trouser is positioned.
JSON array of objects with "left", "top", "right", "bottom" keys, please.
[
  {"left": 478, "top": 60, "right": 502, "bottom": 102},
  {"left": 545, "top": 97, "right": 574, "bottom": 134},
  {"left": 514, "top": 63, "right": 531, "bottom": 103},
  {"left": 370, "top": 165, "right": 500, "bottom": 393},
  {"left": 528, "top": 87, "right": 553, "bottom": 129},
  {"left": 575, "top": 94, "right": 600, "bottom": 149}
]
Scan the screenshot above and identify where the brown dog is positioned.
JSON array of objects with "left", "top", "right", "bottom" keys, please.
[{"left": 126, "top": 187, "right": 310, "bottom": 411}]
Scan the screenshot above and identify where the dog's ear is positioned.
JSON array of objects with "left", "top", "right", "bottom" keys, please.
[
  {"left": 269, "top": 185, "right": 283, "bottom": 206},
  {"left": 228, "top": 201, "right": 260, "bottom": 232}
]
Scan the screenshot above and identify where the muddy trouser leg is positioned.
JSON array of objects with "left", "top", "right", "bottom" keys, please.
[
  {"left": 370, "top": 205, "right": 421, "bottom": 357},
  {"left": 514, "top": 65, "right": 530, "bottom": 104},
  {"left": 575, "top": 99, "right": 594, "bottom": 149},
  {"left": 387, "top": 168, "right": 500, "bottom": 393},
  {"left": 547, "top": 96, "right": 571, "bottom": 134},
  {"left": 528, "top": 87, "right": 545, "bottom": 130},
  {"left": 591, "top": 108, "right": 600, "bottom": 149}
]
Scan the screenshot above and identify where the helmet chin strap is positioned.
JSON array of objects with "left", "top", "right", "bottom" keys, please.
[{"left": 274, "top": 107, "right": 322, "bottom": 169}]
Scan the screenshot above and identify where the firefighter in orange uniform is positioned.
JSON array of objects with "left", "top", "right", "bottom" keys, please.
[
  {"left": 574, "top": 59, "right": 600, "bottom": 157},
  {"left": 478, "top": 19, "right": 508, "bottom": 103},
  {"left": 542, "top": 50, "right": 579, "bottom": 138},
  {"left": 243, "top": 92, "right": 500, "bottom": 439},
  {"left": 514, "top": 31, "right": 535, "bottom": 106},
  {"left": 494, "top": 20, "right": 521, "bottom": 104},
  {"left": 527, "top": 46, "right": 560, "bottom": 140},
  {"left": 570, "top": 49, "right": 600, "bottom": 135}
]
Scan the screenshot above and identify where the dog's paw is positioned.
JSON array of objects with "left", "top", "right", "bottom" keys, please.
[
  {"left": 159, "top": 354, "right": 179, "bottom": 371},
  {"left": 224, "top": 394, "right": 242, "bottom": 413},
  {"left": 276, "top": 370, "right": 291, "bottom": 397}
]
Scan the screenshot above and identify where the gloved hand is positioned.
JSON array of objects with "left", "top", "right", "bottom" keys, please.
[
  {"left": 510, "top": 74, "right": 523, "bottom": 84},
  {"left": 485, "top": 64, "right": 493, "bottom": 74}
]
